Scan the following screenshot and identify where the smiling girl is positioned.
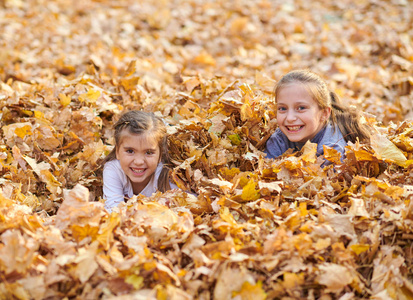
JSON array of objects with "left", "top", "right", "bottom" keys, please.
[
  {"left": 102, "top": 110, "right": 178, "bottom": 211},
  {"left": 265, "top": 70, "right": 371, "bottom": 162}
]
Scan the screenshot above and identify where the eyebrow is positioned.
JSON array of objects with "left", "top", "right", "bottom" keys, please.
[{"left": 277, "top": 102, "right": 309, "bottom": 106}]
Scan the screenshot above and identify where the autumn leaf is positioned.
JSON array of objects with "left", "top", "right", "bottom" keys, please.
[
  {"left": 370, "top": 133, "right": 408, "bottom": 167},
  {"left": 240, "top": 179, "right": 260, "bottom": 202},
  {"left": 323, "top": 145, "right": 342, "bottom": 164},
  {"left": 232, "top": 281, "right": 267, "bottom": 300},
  {"left": 78, "top": 88, "right": 101, "bottom": 104},
  {"left": 317, "top": 263, "right": 353, "bottom": 293},
  {"left": 96, "top": 213, "right": 120, "bottom": 250},
  {"left": 59, "top": 93, "right": 71, "bottom": 107}
]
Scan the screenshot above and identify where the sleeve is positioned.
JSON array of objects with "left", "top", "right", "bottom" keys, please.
[
  {"left": 264, "top": 129, "right": 289, "bottom": 159},
  {"left": 103, "top": 161, "right": 127, "bottom": 212}
]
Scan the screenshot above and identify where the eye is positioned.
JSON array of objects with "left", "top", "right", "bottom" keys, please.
[
  {"left": 297, "top": 106, "right": 307, "bottom": 111},
  {"left": 277, "top": 106, "right": 287, "bottom": 112},
  {"left": 146, "top": 150, "right": 155, "bottom": 155},
  {"left": 126, "top": 149, "right": 134, "bottom": 154}
]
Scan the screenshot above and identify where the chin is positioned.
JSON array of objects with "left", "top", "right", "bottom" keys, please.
[{"left": 285, "top": 134, "right": 302, "bottom": 142}]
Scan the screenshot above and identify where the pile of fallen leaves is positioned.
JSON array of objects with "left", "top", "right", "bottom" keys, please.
[{"left": 1, "top": 0, "right": 413, "bottom": 299}]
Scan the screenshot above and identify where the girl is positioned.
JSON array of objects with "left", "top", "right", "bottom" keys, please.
[
  {"left": 265, "top": 69, "right": 371, "bottom": 163},
  {"left": 102, "top": 110, "right": 178, "bottom": 211}
]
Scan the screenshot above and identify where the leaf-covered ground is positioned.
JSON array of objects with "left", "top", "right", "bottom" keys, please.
[{"left": 1, "top": 0, "right": 413, "bottom": 299}]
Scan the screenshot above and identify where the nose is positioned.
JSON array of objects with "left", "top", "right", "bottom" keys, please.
[
  {"left": 286, "top": 110, "right": 297, "bottom": 122},
  {"left": 133, "top": 154, "right": 145, "bottom": 165}
]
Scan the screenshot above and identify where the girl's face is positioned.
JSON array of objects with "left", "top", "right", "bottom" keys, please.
[
  {"left": 116, "top": 130, "right": 161, "bottom": 194},
  {"left": 276, "top": 83, "right": 331, "bottom": 143}
]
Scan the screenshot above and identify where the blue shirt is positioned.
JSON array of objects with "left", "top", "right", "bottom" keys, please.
[{"left": 264, "top": 123, "right": 347, "bottom": 161}]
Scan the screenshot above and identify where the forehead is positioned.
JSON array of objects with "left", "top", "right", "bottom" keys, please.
[
  {"left": 277, "top": 83, "right": 316, "bottom": 104},
  {"left": 118, "top": 131, "right": 158, "bottom": 148}
]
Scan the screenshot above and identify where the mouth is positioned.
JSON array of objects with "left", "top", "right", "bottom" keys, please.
[
  {"left": 286, "top": 125, "right": 304, "bottom": 132},
  {"left": 131, "top": 167, "right": 146, "bottom": 175}
]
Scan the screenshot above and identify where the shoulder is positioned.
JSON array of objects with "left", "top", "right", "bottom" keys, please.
[
  {"left": 103, "top": 159, "right": 122, "bottom": 173},
  {"left": 265, "top": 128, "right": 290, "bottom": 159},
  {"left": 103, "top": 160, "right": 125, "bottom": 179},
  {"left": 104, "top": 159, "right": 121, "bottom": 170},
  {"left": 318, "top": 123, "right": 347, "bottom": 154},
  {"left": 327, "top": 124, "right": 347, "bottom": 145}
]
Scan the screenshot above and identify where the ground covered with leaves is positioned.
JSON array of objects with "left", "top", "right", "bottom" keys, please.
[{"left": 1, "top": 0, "right": 413, "bottom": 299}]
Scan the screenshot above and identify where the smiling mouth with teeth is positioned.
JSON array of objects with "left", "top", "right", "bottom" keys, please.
[
  {"left": 131, "top": 168, "right": 145, "bottom": 174},
  {"left": 286, "top": 125, "right": 303, "bottom": 131}
]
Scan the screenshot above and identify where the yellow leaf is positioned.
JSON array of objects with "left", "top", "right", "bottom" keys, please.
[
  {"left": 15, "top": 125, "right": 33, "bottom": 139},
  {"left": 232, "top": 281, "right": 267, "bottom": 300},
  {"left": 228, "top": 134, "right": 242, "bottom": 145},
  {"left": 71, "top": 224, "right": 99, "bottom": 243},
  {"left": 349, "top": 244, "right": 370, "bottom": 255},
  {"left": 282, "top": 272, "right": 305, "bottom": 290},
  {"left": 120, "top": 76, "right": 139, "bottom": 91},
  {"left": 219, "top": 206, "right": 237, "bottom": 227},
  {"left": 125, "top": 274, "right": 144, "bottom": 290},
  {"left": 240, "top": 102, "right": 253, "bottom": 121},
  {"left": 96, "top": 214, "right": 121, "bottom": 250},
  {"left": 315, "top": 238, "right": 331, "bottom": 251},
  {"left": 192, "top": 52, "right": 216, "bottom": 66},
  {"left": 33, "top": 110, "right": 44, "bottom": 119},
  {"left": 300, "top": 141, "right": 317, "bottom": 163},
  {"left": 230, "top": 17, "right": 249, "bottom": 35},
  {"left": 122, "top": 60, "right": 137, "bottom": 76},
  {"left": 241, "top": 179, "right": 260, "bottom": 202},
  {"left": 353, "top": 148, "right": 377, "bottom": 162},
  {"left": 21, "top": 109, "right": 33, "bottom": 117},
  {"left": 219, "top": 167, "right": 241, "bottom": 181},
  {"left": 40, "top": 169, "right": 62, "bottom": 194},
  {"left": 59, "top": 93, "right": 71, "bottom": 106},
  {"left": 370, "top": 133, "right": 407, "bottom": 166},
  {"left": 79, "top": 89, "right": 101, "bottom": 103},
  {"left": 323, "top": 145, "right": 342, "bottom": 164},
  {"left": 298, "top": 202, "right": 308, "bottom": 217}
]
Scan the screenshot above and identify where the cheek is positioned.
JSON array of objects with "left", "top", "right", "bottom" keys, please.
[{"left": 276, "top": 112, "right": 283, "bottom": 123}]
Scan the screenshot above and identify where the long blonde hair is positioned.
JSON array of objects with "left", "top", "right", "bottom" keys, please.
[
  {"left": 274, "top": 70, "right": 371, "bottom": 143},
  {"left": 103, "top": 110, "right": 172, "bottom": 192}
]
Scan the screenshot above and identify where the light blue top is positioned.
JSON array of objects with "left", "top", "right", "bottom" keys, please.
[{"left": 264, "top": 123, "right": 347, "bottom": 163}]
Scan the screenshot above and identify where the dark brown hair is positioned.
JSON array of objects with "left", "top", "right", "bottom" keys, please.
[
  {"left": 103, "top": 110, "right": 172, "bottom": 192},
  {"left": 274, "top": 69, "right": 371, "bottom": 143}
]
